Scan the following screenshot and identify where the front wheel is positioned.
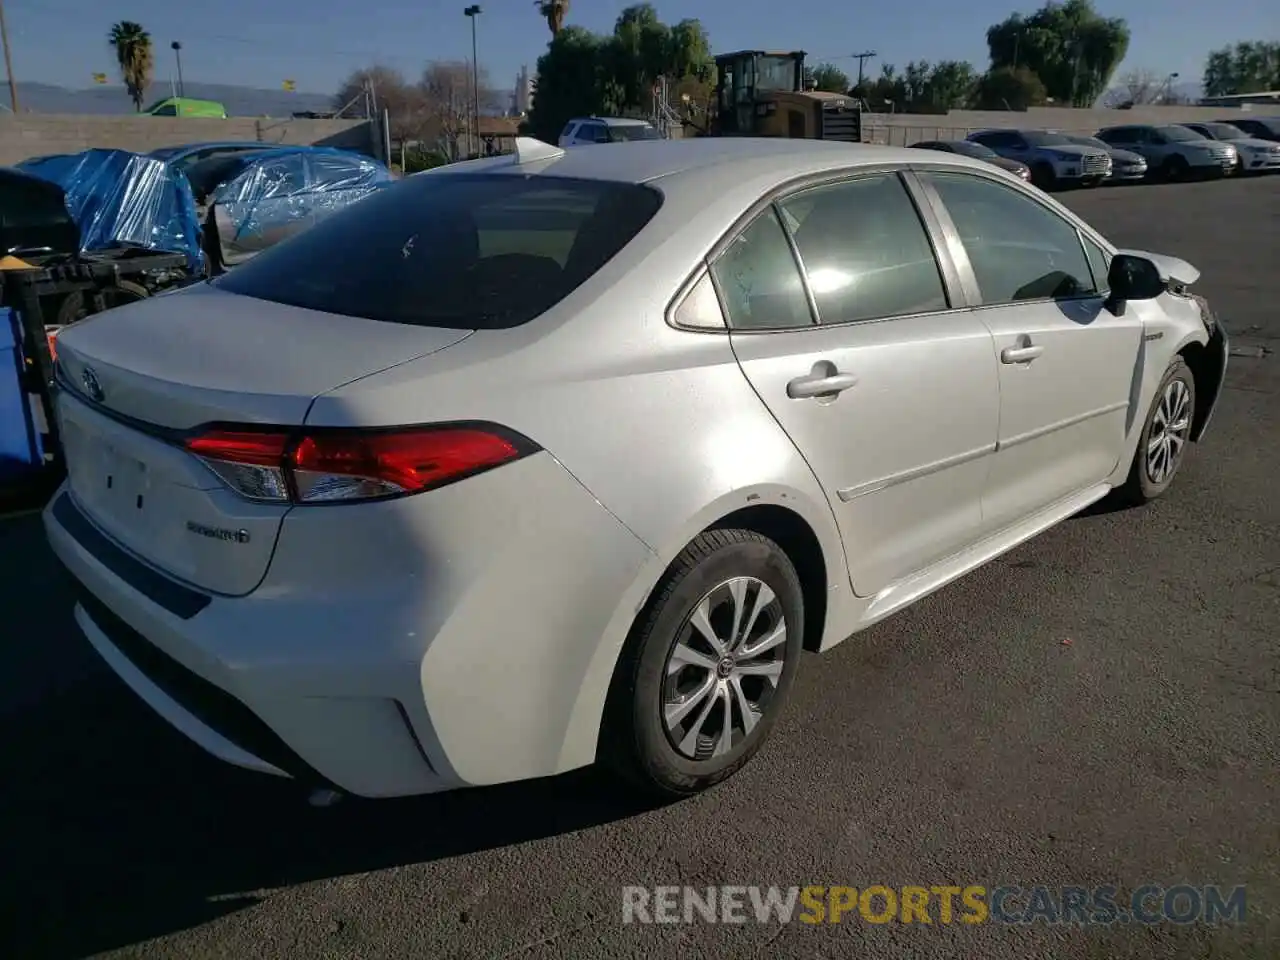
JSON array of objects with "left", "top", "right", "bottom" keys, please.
[
  {"left": 1163, "top": 154, "right": 1190, "bottom": 181},
  {"left": 1117, "top": 358, "right": 1197, "bottom": 505},
  {"left": 1031, "top": 162, "right": 1058, "bottom": 190},
  {"left": 601, "top": 529, "right": 805, "bottom": 799}
]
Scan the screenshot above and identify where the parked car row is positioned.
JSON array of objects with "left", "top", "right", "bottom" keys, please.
[{"left": 910, "top": 116, "right": 1280, "bottom": 190}]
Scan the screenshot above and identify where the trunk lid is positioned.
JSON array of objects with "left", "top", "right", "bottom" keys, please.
[{"left": 53, "top": 283, "right": 471, "bottom": 595}]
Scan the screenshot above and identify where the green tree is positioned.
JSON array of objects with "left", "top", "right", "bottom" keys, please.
[
  {"left": 108, "top": 21, "right": 153, "bottom": 111},
  {"left": 858, "top": 60, "right": 978, "bottom": 112},
  {"left": 1203, "top": 41, "right": 1280, "bottom": 97},
  {"left": 923, "top": 60, "right": 980, "bottom": 110},
  {"left": 527, "top": 27, "right": 622, "bottom": 141},
  {"left": 534, "top": 0, "right": 571, "bottom": 38},
  {"left": 971, "top": 66, "right": 1049, "bottom": 110},
  {"left": 809, "top": 63, "right": 851, "bottom": 93},
  {"left": 986, "top": 0, "right": 1129, "bottom": 106},
  {"left": 527, "top": 5, "right": 713, "bottom": 141}
]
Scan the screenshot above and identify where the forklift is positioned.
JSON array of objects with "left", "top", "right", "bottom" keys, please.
[{"left": 709, "top": 50, "right": 863, "bottom": 142}]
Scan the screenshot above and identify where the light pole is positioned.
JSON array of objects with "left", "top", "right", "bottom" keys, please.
[
  {"left": 464, "top": 5, "right": 481, "bottom": 157},
  {"left": 0, "top": 0, "right": 18, "bottom": 113},
  {"left": 171, "top": 41, "right": 185, "bottom": 98}
]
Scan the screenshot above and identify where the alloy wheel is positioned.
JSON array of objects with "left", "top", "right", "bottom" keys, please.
[
  {"left": 1147, "top": 378, "right": 1192, "bottom": 484},
  {"left": 661, "top": 577, "right": 788, "bottom": 762}
]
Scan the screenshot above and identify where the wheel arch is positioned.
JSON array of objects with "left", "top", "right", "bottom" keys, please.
[
  {"left": 1178, "top": 333, "right": 1225, "bottom": 442},
  {"left": 563, "top": 486, "right": 847, "bottom": 773}
]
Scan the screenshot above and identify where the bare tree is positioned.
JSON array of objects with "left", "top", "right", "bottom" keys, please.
[
  {"left": 334, "top": 65, "right": 431, "bottom": 141},
  {"left": 420, "top": 60, "right": 496, "bottom": 159},
  {"left": 1115, "top": 68, "right": 1162, "bottom": 106}
]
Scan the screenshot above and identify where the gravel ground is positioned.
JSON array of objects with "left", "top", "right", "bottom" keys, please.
[{"left": 1, "top": 174, "right": 1277, "bottom": 960}]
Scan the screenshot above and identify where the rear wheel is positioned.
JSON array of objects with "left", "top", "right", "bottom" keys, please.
[
  {"left": 601, "top": 529, "right": 804, "bottom": 798},
  {"left": 1117, "top": 358, "right": 1196, "bottom": 504},
  {"left": 55, "top": 280, "right": 150, "bottom": 325}
]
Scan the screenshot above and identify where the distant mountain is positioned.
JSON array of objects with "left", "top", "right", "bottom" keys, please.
[{"left": 5, "top": 81, "right": 336, "bottom": 117}]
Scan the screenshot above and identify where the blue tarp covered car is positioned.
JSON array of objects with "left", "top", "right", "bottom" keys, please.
[
  {"left": 195, "top": 146, "right": 394, "bottom": 270},
  {"left": 17, "top": 149, "right": 203, "bottom": 271}
]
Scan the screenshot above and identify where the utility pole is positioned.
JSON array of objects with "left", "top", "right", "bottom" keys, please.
[
  {"left": 171, "top": 41, "right": 185, "bottom": 98},
  {"left": 0, "top": 0, "right": 18, "bottom": 113},
  {"left": 465, "top": 5, "right": 482, "bottom": 158},
  {"left": 852, "top": 50, "right": 878, "bottom": 89}
]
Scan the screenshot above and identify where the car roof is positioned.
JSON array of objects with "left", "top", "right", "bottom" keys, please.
[
  {"left": 150, "top": 141, "right": 267, "bottom": 158},
  {"left": 438, "top": 137, "right": 978, "bottom": 187},
  {"left": 572, "top": 116, "right": 652, "bottom": 127}
]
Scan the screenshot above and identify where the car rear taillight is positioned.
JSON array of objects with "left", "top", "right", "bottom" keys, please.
[{"left": 183, "top": 423, "right": 538, "bottom": 504}]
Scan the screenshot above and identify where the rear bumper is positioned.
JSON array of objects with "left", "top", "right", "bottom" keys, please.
[{"left": 44, "top": 451, "right": 655, "bottom": 798}]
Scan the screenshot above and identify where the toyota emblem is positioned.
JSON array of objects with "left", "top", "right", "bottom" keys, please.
[{"left": 81, "top": 366, "right": 105, "bottom": 403}]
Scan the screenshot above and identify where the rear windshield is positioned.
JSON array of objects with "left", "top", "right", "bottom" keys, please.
[{"left": 213, "top": 173, "right": 663, "bottom": 329}]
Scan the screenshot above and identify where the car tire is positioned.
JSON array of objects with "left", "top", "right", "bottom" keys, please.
[
  {"left": 1117, "top": 357, "right": 1197, "bottom": 505},
  {"left": 1163, "top": 154, "right": 1190, "bottom": 181},
  {"left": 1031, "top": 162, "right": 1057, "bottom": 190},
  {"left": 600, "top": 528, "right": 805, "bottom": 799},
  {"left": 55, "top": 280, "right": 150, "bottom": 326}
]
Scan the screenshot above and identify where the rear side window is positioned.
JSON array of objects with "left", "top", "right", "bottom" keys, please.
[
  {"left": 777, "top": 174, "right": 948, "bottom": 324},
  {"left": 710, "top": 210, "right": 813, "bottom": 331},
  {"left": 214, "top": 173, "right": 663, "bottom": 329}
]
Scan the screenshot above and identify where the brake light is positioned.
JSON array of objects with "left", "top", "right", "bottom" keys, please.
[{"left": 183, "top": 424, "right": 536, "bottom": 504}]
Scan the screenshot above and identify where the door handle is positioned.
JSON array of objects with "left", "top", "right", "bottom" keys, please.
[
  {"left": 1001, "top": 344, "right": 1045, "bottom": 364},
  {"left": 786, "top": 362, "right": 859, "bottom": 399}
]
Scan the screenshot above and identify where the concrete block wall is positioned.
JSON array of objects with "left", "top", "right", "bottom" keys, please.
[{"left": 0, "top": 115, "right": 379, "bottom": 166}]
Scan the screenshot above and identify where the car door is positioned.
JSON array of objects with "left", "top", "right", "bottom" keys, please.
[
  {"left": 719, "top": 170, "right": 1000, "bottom": 598},
  {"left": 915, "top": 169, "right": 1142, "bottom": 531}
]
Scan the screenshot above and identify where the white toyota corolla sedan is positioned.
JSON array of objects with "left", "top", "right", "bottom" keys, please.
[{"left": 44, "top": 136, "right": 1228, "bottom": 801}]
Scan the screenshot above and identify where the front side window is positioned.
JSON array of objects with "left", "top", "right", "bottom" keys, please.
[
  {"left": 921, "top": 171, "right": 1096, "bottom": 305},
  {"left": 710, "top": 210, "right": 813, "bottom": 331},
  {"left": 214, "top": 174, "right": 663, "bottom": 329},
  {"left": 776, "top": 174, "right": 948, "bottom": 324}
]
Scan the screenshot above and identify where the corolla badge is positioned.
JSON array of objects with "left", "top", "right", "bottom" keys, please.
[{"left": 81, "top": 366, "right": 105, "bottom": 403}]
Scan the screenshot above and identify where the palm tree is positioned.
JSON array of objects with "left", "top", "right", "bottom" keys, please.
[
  {"left": 534, "top": 0, "right": 569, "bottom": 38},
  {"left": 109, "top": 21, "right": 153, "bottom": 111}
]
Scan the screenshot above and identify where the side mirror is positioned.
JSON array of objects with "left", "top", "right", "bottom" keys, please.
[{"left": 1105, "top": 254, "right": 1164, "bottom": 313}]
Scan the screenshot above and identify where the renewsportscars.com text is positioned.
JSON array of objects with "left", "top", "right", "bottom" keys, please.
[{"left": 621, "top": 884, "right": 1247, "bottom": 926}]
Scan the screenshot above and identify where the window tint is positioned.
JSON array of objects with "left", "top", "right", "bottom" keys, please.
[
  {"left": 152, "top": 103, "right": 178, "bottom": 117},
  {"left": 709, "top": 210, "right": 813, "bottom": 330},
  {"left": 607, "top": 124, "right": 659, "bottom": 142},
  {"left": 922, "top": 171, "right": 1095, "bottom": 304},
  {"left": 560, "top": 123, "right": 576, "bottom": 139},
  {"left": 777, "top": 175, "right": 948, "bottom": 324},
  {"left": 215, "top": 173, "right": 663, "bottom": 329},
  {"left": 1082, "top": 235, "right": 1112, "bottom": 293}
]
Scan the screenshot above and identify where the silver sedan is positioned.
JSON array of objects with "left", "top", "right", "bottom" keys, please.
[{"left": 44, "top": 137, "right": 1228, "bottom": 801}]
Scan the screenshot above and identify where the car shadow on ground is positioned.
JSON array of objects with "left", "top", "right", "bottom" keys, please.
[
  {"left": 0, "top": 517, "right": 660, "bottom": 959},
  {"left": 1, "top": 685, "right": 660, "bottom": 959}
]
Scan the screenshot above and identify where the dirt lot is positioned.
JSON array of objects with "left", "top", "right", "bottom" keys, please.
[{"left": 1, "top": 175, "right": 1277, "bottom": 960}]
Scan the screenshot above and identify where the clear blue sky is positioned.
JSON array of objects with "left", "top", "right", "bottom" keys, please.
[{"left": 2, "top": 0, "right": 1271, "bottom": 95}]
